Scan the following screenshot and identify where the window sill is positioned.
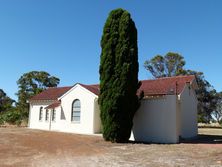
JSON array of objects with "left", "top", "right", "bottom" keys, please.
[{"left": 71, "top": 121, "right": 80, "bottom": 124}]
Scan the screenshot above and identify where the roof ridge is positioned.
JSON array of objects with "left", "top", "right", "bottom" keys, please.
[
  {"left": 140, "top": 75, "right": 195, "bottom": 82},
  {"left": 47, "top": 86, "right": 73, "bottom": 89},
  {"left": 30, "top": 75, "right": 196, "bottom": 101},
  {"left": 78, "top": 83, "right": 99, "bottom": 87},
  {"left": 45, "top": 75, "right": 195, "bottom": 90}
]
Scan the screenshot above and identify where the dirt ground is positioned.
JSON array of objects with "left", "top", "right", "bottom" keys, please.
[{"left": 0, "top": 128, "right": 221, "bottom": 167}]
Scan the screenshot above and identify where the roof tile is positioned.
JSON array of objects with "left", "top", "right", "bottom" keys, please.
[
  {"left": 29, "top": 75, "right": 195, "bottom": 101},
  {"left": 139, "top": 75, "right": 195, "bottom": 96},
  {"left": 45, "top": 101, "right": 61, "bottom": 109},
  {"left": 30, "top": 86, "right": 72, "bottom": 101}
]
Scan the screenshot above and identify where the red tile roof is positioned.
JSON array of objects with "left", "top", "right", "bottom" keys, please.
[
  {"left": 79, "top": 84, "right": 99, "bottom": 95},
  {"left": 29, "top": 75, "right": 196, "bottom": 101},
  {"left": 139, "top": 75, "right": 195, "bottom": 97},
  {"left": 45, "top": 101, "right": 61, "bottom": 109},
  {"left": 30, "top": 86, "right": 72, "bottom": 101}
]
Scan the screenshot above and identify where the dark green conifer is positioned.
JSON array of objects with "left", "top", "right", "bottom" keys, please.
[{"left": 99, "top": 8, "right": 141, "bottom": 142}]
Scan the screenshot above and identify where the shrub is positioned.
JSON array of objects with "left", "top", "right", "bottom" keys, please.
[{"left": 0, "top": 109, "right": 26, "bottom": 126}]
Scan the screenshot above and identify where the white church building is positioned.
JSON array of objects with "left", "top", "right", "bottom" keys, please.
[{"left": 28, "top": 75, "right": 198, "bottom": 143}]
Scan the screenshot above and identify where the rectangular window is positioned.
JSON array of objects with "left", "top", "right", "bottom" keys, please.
[
  {"left": 39, "top": 107, "right": 43, "bottom": 121},
  {"left": 60, "top": 108, "right": 66, "bottom": 120},
  {"left": 52, "top": 109, "right": 56, "bottom": 121},
  {"left": 45, "top": 109, "right": 49, "bottom": 121}
]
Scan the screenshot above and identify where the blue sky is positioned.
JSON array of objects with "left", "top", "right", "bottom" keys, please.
[{"left": 0, "top": 0, "right": 222, "bottom": 100}]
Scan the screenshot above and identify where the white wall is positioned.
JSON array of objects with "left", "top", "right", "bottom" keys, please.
[
  {"left": 29, "top": 84, "right": 197, "bottom": 143},
  {"left": 179, "top": 85, "right": 198, "bottom": 138},
  {"left": 133, "top": 95, "right": 179, "bottom": 143},
  {"left": 55, "top": 85, "right": 97, "bottom": 134},
  {"left": 29, "top": 85, "right": 101, "bottom": 135},
  {"left": 93, "top": 98, "right": 101, "bottom": 133},
  {"left": 29, "top": 101, "right": 54, "bottom": 130},
  {"left": 50, "top": 107, "right": 62, "bottom": 131}
]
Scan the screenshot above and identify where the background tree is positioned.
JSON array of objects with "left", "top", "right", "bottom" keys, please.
[
  {"left": 0, "top": 89, "right": 14, "bottom": 112},
  {"left": 16, "top": 71, "right": 60, "bottom": 115},
  {"left": 144, "top": 53, "right": 218, "bottom": 123},
  {"left": 144, "top": 52, "right": 186, "bottom": 78},
  {"left": 99, "top": 8, "right": 142, "bottom": 142},
  {"left": 185, "top": 70, "right": 218, "bottom": 123},
  {"left": 212, "top": 92, "right": 222, "bottom": 124}
]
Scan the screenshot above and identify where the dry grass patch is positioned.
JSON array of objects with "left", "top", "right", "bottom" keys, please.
[{"left": 0, "top": 128, "right": 221, "bottom": 167}]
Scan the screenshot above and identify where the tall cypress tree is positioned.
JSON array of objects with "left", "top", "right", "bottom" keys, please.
[{"left": 99, "top": 8, "right": 141, "bottom": 142}]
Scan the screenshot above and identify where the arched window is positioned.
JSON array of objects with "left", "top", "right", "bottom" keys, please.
[
  {"left": 39, "top": 107, "right": 43, "bottom": 121},
  {"left": 71, "top": 99, "right": 81, "bottom": 122}
]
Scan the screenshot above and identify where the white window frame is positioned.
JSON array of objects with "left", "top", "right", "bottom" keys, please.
[
  {"left": 45, "top": 109, "right": 49, "bottom": 121},
  {"left": 39, "top": 107, "right": 43, "bottom": 121},
  {"left": 52, "top": 109, "right": 56, "bottom": 122},
  {"left": 71, "top": 99, "right": 81, "bottom": 123}
]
